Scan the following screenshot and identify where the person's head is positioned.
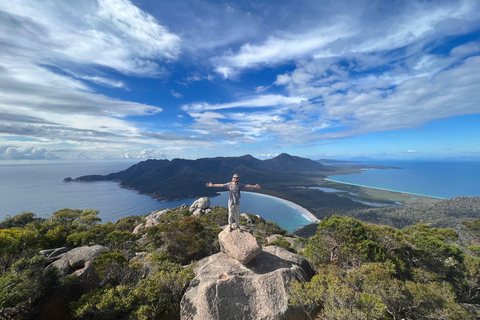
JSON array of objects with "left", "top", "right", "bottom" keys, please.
[{"left": 232, "top": 174, "right": 239, "bottom": 183}]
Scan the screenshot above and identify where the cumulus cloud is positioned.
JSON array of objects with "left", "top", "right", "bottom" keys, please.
[
  {"left": 0, "top": 146, "right": 60, "bottom": 160},
  {"left": 121, "top": 149, "right": 168, "bottom": 159},
  {"left": 184, "top": 40, "right": 480, "bottom": 147},
  {"left": 273, "top": 53, "right": 480, "bottom": 141}
]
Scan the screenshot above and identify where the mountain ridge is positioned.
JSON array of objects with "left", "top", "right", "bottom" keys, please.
[{"left": 73, "top": 153, "right": 338, "bottom": 201}]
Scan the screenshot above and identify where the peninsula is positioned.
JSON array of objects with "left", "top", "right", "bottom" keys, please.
[{"left": 70, "top": 153, "right": 434, "bottom": 222}]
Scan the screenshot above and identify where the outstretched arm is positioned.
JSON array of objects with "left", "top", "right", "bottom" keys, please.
[
  {"left": 206, "top": 182, "right": 225, "bottom": 188},
  {"left": 245, "top": 184, "right": 261, "bottom": 189}
]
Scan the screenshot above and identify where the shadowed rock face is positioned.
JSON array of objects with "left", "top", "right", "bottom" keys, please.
[
  {"left": 37, "top": 245, "right": 110, "bottom": 320},
  {"left": 180, "top": 246, "right": 313, "bottom": 320}
]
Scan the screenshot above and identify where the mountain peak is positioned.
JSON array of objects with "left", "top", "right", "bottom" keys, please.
[{"left": 270, "top": 153, "right": 296, "bottom": 161}]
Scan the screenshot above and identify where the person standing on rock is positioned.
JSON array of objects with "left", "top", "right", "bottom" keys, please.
[{"left": 206, "top": 174, "right": 260, "bottom": 231}]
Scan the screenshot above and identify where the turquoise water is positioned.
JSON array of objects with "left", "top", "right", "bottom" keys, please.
[
  {"left": 328, "top": 160, "right": 480, "bottom": 199},
  {"left": 0, "top": 162, "right": 310, "bottom": 232}
]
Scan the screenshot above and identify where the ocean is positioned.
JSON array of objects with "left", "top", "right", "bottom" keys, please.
[
  {"left": 327, "top": 159, "right": 480, "bottom": 199},
  {"left": 0, "top": 162, "right": 311, "bottom": 232},
  {"left": 1, "top": 160, "right": 478, "bottom": 232}
]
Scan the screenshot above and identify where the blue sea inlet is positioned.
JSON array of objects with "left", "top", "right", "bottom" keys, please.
[
  {"left": 328, "top": 159, "right": 480, "bottom": 199},
  {"left": 0, "top": 162, "right": 311, "bottom": 232}
]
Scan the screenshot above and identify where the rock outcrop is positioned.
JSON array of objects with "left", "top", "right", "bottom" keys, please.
[
  {"left": 132, "top": 223, "right": 144, "bottom": 235},
  {"left": 189, "top": 197, "right": 211, "bottom": 216},
  {"left": 37, "top": 245, "right": 109, "bottom": 320},
  {"left": 40, "top": 247, "right": 69, "bottom": 260},
  {"left": 146, "top": 208, "right": 170, "bottom": 220},
  {"left": 180, "top": 245, "right": 313, "bottom": 320},
  {"left": 46, "top": 245, "right": 108, "bottom": 283},
  {"left": 266, "top": 234, "right": 296, "bottom": 249},
  {"left": 218, "top": 228, "right": 262, "bottom": 265},
  {"left": 133, "top": 208, "right": 171, "bottom": 234}
]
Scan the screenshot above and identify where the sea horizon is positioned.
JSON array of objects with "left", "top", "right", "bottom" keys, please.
[
  {"left": 1, "top": 158, "right": 479, "bottom": 232},
  {"left": 326, "top": 159, "right": 480, "bottom": 199}
]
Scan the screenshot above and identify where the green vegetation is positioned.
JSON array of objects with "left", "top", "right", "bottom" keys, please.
[
  {"left": 70, "top": 260, "right": 194, "bottom": 320},
  {"left": 0, "top": 207, "right": 292, "bottom": 319},
  {"left": 289, "top": 215, "right": 480, "bottom": 319},
  {"left": 295, "top": 197, "right": 480, "bottom": 239},
  {"left": 345, "top": 197, "right": 480, "bottom": 229},
  {"left": 1, "top": 205, "right": 479, "bottom": 319}
]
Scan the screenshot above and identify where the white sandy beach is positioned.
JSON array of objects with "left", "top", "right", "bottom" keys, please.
[{"left": 243, "top": 191, "right": 320, "bottom": 224}]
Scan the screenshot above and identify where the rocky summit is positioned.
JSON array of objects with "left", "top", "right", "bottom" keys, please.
[
  {"left": 180, "top": 246, "right": 313, "bottom": 320},
  {"left": 181, "top": 228, "right": 315, "bottom": 320}
]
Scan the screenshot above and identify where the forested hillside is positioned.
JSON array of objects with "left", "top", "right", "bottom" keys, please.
[
  {"left": 343, "top": 196, "right": 480, "bottom": 228},
  {"left": 71, "top": 154, "right": 357, "bottom": 201},
  {"left": 295, "top": 197, "right": 480, "bottom": 239}
]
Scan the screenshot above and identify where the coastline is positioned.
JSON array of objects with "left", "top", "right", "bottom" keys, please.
[
  {"left": 243, "top": 191, "right": 320, "bottom": 224},
  {"left": 324, "top": 178, "right": 445, "bottom": 200}
]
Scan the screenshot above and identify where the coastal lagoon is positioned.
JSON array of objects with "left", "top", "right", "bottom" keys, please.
[{"left": 0, "top": 162, "right": 312, "bottom": 232}]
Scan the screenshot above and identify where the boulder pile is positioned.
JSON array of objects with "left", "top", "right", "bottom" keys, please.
[
  {"left": 189, "top": 197, "right": 212, "bottom": 216},
  {"left": 133, "top": 199, "right": 212, "bottom": 234},
  {"left": 133, "top": 208, "right": 171, "bottom": 234},
  {"left": 181, "top": 228, "right": 313, "bottom": 320}
]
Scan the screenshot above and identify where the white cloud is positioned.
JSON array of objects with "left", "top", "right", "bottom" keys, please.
[
  {"left": 183, "top": 38, "right": 480, "bottom": 147},
  {"left": 182, "top": 94, "right": 306, "bottom": 112},
  {"left": 70, "top": 73, "right": 127, "bottom": 89},
  {"left": 254, "top": 85, "right": 271, "bottom": 93},
  {"left": 274, "top": 74, "right": 292, "bottom": 86},
  {"left": 1, "top": 0, "right": 479, "bottom": 159},
  {"left": 0, "top": 146, "right": 60, "bottom": 160},
  {"left": 278, "top": 54, "right": 480, "bottom": 141},
  {"left": 0, "top": 0, "right": 181, "bottom": 77},
  {"left": 171, "top": 90, "right": 183, "bottom": 98},
  {"left": 0, "top": 60, "right": 162, "bottom": 136},
  {"left": 121, "top": 149, "right": 168, "bottom": 159},
  {"left": 181, "top": 96, "right": 334, "bottom": 146},
  {"left": 213, "top": 25, "right": 348, "bottom": 78},
  {"left": 0, "top": 0, "right": 186, "bottom": 159},
  {"left": 212, "top": 0, "right": 480, "bottom": 77}
]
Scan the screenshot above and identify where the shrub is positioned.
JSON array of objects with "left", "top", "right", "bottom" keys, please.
[{"left": 71, "top": 261, "right": 194, "bottom": 320}]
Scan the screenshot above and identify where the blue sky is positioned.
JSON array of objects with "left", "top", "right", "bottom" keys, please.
[{"left": 0, "top": 0, "right": 479, "bottom": 161}]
